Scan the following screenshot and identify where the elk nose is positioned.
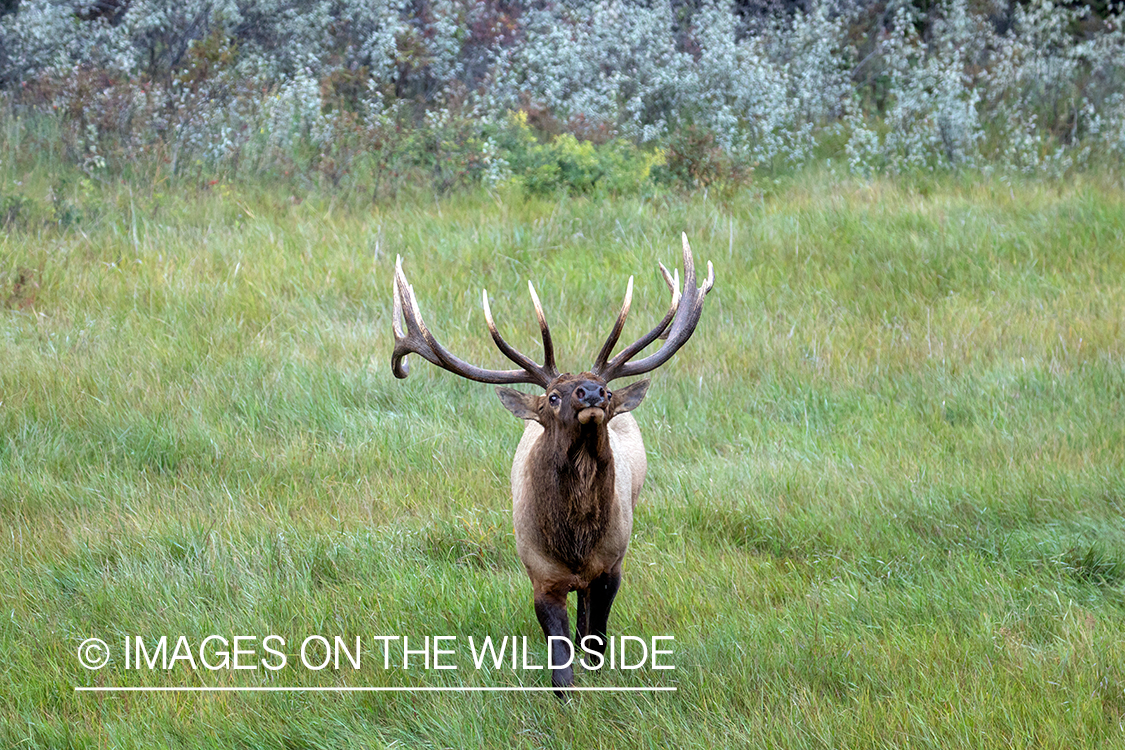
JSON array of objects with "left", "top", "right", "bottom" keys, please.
[{"left": 574, "top": 381, "right": 607, "bottom": 408}]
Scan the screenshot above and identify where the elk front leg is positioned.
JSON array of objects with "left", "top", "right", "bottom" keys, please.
[
  {"left": 533, "top": 587, "right": 574, "bottom": 693},
  {"left": 583, "top": 567, "right": 621, "bottom": 660},
  {"left": 575, "top": 586, "right": 591, "bottom": 645}
]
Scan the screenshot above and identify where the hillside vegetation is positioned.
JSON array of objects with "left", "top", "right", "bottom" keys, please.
[{"left": 0, "top": 0, "right": 1123, "bottom": 195}]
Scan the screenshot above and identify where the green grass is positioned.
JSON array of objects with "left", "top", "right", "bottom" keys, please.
[{"left": 2, "top": 170, "right": 1125, "bottom": 748}]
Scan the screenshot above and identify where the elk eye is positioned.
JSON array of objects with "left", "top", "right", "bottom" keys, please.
[{"left": 548, "top": 393, "right": 560, "bottom": 406}]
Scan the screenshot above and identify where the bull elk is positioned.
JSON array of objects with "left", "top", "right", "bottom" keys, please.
[{"left": 391, "top": 234, "right": 714, "bottom": 692}]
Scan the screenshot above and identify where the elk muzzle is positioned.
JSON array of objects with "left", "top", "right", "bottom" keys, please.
[{"left": 574, "top": 380, "right": 609, "bottom": 425}]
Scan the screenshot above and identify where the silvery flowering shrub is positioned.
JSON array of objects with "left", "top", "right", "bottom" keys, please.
[
  {"left": 1, "top": 0, "right": 406, "bottom": 80},
  {"left": 0, "top": 0, "right": 1122, "bottom": 186},
  {"left": 845, "top": 0, "right": 988, "bottom": 174},
  {"left": 490, "top": 0, "right": 853, "bottom": 168},
  {"left": 981, "top": 0, "right": 1125, "bottom": 171}
]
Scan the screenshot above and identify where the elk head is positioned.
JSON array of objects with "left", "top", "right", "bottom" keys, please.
[{"left": 495, "top": 374, "right": 650, "bottom": 429}]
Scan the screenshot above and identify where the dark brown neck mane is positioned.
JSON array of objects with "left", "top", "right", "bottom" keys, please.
[{"left": 530, "top": 421, "right": 616, "bottom": 572}]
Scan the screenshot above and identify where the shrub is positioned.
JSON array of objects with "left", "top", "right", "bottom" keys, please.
[
  {"left": 493, "top": 111, "right": 663, "bottom": 196},
  {"left": 656, "top": 124, "right": 752, "bottom": 190}
]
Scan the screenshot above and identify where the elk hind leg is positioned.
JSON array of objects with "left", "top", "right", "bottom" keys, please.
[{"left": 584, "top": 567, "right": 621, "bottom": 659}]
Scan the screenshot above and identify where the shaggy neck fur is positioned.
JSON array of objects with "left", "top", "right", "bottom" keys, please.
[{"left": 530, "top": 419, "right": 616, "bottom": 572}]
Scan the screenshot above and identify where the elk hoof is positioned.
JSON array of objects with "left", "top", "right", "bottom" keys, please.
[
  {"left": 551, "top": 666, "right": 575, "bottom": 702},
  {"left": 551, "top": 665, "right": 575, "bottom": 687}
]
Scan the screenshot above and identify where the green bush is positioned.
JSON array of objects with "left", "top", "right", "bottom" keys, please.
[
  {"left": 494, "top": 112, "right": 664, "bottom": 196},
  {"left": 653, "top": 124, "right": 753, "bottom": 191}
]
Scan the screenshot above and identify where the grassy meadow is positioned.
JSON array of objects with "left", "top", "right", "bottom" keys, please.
[{"left": 2, "top": 171, "right": 1125, "bottom": 747}]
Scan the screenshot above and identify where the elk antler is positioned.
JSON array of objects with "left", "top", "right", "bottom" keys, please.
[
  {"left": 592, "top": 233, "right": 715, "bottom": 382},
  {"left": 392, "top": 256, "right": 560, "bottom": 387}
]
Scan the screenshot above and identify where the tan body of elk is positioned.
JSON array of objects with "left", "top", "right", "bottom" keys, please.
[
  {"left": 392, "top": 234, "right": 714, "bottom": 694},
  {"left": 501, "top": 378, "right": 648, "bottom": 688}
]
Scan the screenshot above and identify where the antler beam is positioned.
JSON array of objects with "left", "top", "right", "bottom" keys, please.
[{"left": 392, "top": 256, "right": 558, "bottom": 387}]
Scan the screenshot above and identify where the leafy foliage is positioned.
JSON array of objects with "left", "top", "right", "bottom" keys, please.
[{"left": 492, "top": 111, "right": 664, "bottom": 195}]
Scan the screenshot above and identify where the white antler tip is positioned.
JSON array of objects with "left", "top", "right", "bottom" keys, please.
[
  {"left": 527, "top": 280, "right": 548, "bottom": 322},
  {"left": 482, "top": 289, "right": 496, "bottom": 325}
]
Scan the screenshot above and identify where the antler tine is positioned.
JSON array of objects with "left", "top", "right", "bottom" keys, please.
[
  {"left": 656, "top": 263, "right": 680, "bottom": 341},
  {"left": 391, "top": 256, "right": 551, "bottom": 387},
  {"left": 392, "top": 258, "right": 406, "bottom": 338},
  {"left": 392, "top": 255, "right": 436, "bottom": 378},
  {"left": 527, "top": 281, "right": 558, "bottom": 378},
  {"left": 595, "top": 232, "right": 715, "bottom": 382},
  {"left": 482, "top": 289, "right": 556, "bottom": 382},
  {"left": 597, "top": 264, "right": 681, "bottom": 375},
  {"left": 592, "top": 275, "right": 634, "bottom": 373}
]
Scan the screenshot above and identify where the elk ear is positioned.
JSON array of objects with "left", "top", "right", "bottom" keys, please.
[
  {"left": 610, "top": 379, "right": 649, "bottom": 415},
  {"left": 496, "top": 387, "right": 541, "bottom": 420}
]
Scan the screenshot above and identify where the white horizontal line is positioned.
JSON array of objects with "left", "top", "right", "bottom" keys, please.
[{"left": 75, "top": 686, "right": 675, "bottom": 693}]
